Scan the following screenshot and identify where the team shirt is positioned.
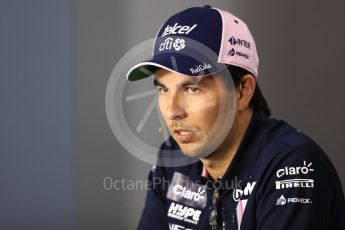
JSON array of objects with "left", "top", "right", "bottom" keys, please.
[{"left": 138, "top": 112, "right": 345, "bottom": 229}]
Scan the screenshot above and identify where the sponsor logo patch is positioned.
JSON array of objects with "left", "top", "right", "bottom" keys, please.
[
  {"left": 276, "top": 195, "right": 312, "bottom": 206},
  {"left": 162, "top": 23, "right": 198, "bottom": 37},
  {"left": 159, "top": 38, "right": 186, "bottom": 52},
  {"left": 189, "top": 63, "right": 212, "bottom": 74},
  {"left": 276, "top": 195, "right": 287, "bottom": 205},
  {"left": 228, "top": 48, "right": 249, "bottom": 59},
  {"left": 233, "top": 181, "right": 256, "bottom": 201},
  {"left": 169, "top": 223, "right": 193, "bottom": 230},
  {"left": 167, "top": 202, "right": 201, "bottom": 225},
  {"left": 275, "top": 178, "right": 314, "bottom": 190},
  {"left": 276, "top": 161, "right": 314, "bottom": 178},
  {"left": 228, "top": 36, "right": 251, "bottom": 49},
  {"left": 167, "top": 172, "right": 207, "bottom": 209}
]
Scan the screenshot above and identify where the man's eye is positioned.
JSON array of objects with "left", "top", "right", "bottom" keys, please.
[
  {"left": 157, "top": 87, "right": 169, "bottom": 94},
  {"left": 186, "top": 87, "right": 201, "bottom": 93}
]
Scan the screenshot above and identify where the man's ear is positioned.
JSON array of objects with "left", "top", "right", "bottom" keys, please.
[{"left": 236, "top": 74, "right": 256, "bottom": 111}]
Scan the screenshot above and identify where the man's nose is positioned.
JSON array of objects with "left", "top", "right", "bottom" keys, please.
[{"left": 165, "top": 92, "right": 187, "bottom": 120}]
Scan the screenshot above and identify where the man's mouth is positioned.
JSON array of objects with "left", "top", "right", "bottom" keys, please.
[{"left": 173, "top": 129, "right": 195, "bottom": 143}]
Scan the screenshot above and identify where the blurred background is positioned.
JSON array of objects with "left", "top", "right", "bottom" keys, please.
[{"left": 1, "top": 0, "right": 344, "bottom": 229}]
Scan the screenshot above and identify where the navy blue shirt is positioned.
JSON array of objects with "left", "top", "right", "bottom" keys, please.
[{"left": 138, "top": 112, "right": 345, "bottom": 229}]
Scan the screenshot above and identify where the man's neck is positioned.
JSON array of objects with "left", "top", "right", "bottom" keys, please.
[{"left": 200, "top": 109, "right": 253, "bottom": 180}]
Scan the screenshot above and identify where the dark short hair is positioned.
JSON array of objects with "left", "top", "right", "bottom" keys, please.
[{"left": 226, "top": 65, "right": 271, "bottom": 117}]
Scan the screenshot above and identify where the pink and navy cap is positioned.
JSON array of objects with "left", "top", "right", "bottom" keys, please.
[{"left": 127, "top": 5, "right": 259, "bottom": 81}]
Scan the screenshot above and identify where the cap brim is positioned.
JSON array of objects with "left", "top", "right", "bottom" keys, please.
[{"left": 127, "top": 55, "right": 227, "bottom": 81}]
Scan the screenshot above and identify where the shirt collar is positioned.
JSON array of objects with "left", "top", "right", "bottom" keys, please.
[{"left": 220, "top": 111, "right": 274, "bottom": 181}]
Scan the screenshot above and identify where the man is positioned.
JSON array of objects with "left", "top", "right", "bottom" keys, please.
[{"left": 126, "top": 5, "right": 345, "bottom": 230}]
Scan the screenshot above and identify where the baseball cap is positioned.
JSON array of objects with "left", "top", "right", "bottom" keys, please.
[{"left": 126, "top": 5, "right": 259, "bottom": 81}]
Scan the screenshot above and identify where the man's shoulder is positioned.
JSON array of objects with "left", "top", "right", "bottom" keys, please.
[
  {"left": 256, "top": 117, "right": 341, "bottom": 189},
  {"left": 254, "top": 117, "right": 340, "bottom": 181},
  {"left": 261, "top": 118, "right": 323, "bottom": 158},
  {"left": 249, "top": 117, "right": 345, "bottom": 230}
]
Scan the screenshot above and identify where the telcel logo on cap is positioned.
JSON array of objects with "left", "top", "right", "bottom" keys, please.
[{"left": 161, "top": 23, "right": 198, "bottom": 37}]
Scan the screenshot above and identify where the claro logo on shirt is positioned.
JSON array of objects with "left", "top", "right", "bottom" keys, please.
[
  {"left": 276, "top": 161, "right": 314, "bottom": 178},
  {"left": 167, "top": 172, "right": 207, "bottom": 209},
  {"left": 172, "top": 184, "right": 205, "bottom": 202}
]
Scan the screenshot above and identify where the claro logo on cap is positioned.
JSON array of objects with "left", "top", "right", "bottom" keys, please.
[{"left": 162, "top": 23, "right": 198, "bottom": 37}]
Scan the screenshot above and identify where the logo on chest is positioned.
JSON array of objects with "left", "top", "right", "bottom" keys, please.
[
  {"left": 167, "top": 172, "right": 207, "bottom": 209},
  {"left": 233, "top": 181, "right": 256, "bottom": 201},
  {"left": 168, "top": 202, "right": 201, "bottom": 225}
]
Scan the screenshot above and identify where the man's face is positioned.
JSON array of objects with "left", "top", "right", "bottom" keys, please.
[{"left": 154, "top": 69, "right": 235, "bottom": 158}]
